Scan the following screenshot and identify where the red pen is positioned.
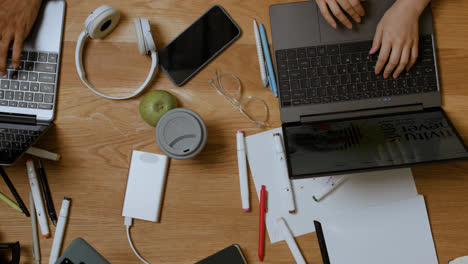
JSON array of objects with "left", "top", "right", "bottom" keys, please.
[{"left": 259, "top": 185, "right": 267, "bottom": 261}]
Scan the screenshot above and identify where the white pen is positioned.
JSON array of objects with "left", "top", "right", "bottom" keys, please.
[
  {"left": 26, "top": 159, "right": 50, "bottom": 238},
  {"left": 276, "top": 218, "right": 306, "bottom": 264},
  {"left": 273, "top": 133, "right": 296, "bottom": 214},
  {"left": 49, "top": 197, "right": 71, "bottom": 264},
  {"left": 313, "top": 175, "right": 350, "bottom": 202},
  {"left": 30, "top": 192, "right": 41, "bottom": 264},
  {"left": 237, "top": 130, "right": 250, "bottom": 212},
  {"left": 253, "top": 19, "right": 268, "bottom": 87}
]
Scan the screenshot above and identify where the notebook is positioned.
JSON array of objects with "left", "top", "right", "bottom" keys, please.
[{"left": 314, "top": 195, "right": 438, "bottom": 264}]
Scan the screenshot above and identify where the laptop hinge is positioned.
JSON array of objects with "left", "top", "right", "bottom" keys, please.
[
  {"left": 300, "top": 104, "right": 424, "bottom": 123},
  {"left": 0, "top": 113, "right": 36, "bottom": 125}
]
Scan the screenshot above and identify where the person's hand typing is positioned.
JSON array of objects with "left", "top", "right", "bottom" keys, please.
[
  {"left": 0, "top": 0, "right": 42, "bottom": 77},
  {"left": 315, "top": 0, "right": 366, "bottom": 29},
  {"left": 370, "top": 0, "right": 430, "bottom": 79}
]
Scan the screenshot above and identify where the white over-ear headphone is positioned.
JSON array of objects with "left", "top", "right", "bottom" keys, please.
[{"left": 75, "top": 5, "right": 158, "bottom": 100}]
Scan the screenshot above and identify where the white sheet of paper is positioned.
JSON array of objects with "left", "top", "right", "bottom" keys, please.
[
  {"left": 246, "top": 128, "right": 418, "bottom": 243},
  {"left": 450, "top": 256, "right": 468, "bottom": 264},
  {"left": 318, "top": 195, "right": 438, "bottom": 264}
]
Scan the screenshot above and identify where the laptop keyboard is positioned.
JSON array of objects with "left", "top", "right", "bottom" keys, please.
[
  {"left": 0, "top": 128, "right": 40, "bottom": 158},
  {"left": 0, "top": 50, "right": 58, "bottom": 110},
  {"left": 276, "top": 35, "right": 438, "bottom": 107}
]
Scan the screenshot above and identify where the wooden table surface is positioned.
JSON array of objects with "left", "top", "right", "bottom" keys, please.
[{"left": 1, "top": 0, "right": 468, "bottom": 263}]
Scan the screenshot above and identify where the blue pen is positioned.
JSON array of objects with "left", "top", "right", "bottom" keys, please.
[{"left": 259, "top": 24, "right": 278, "bottom": 97}]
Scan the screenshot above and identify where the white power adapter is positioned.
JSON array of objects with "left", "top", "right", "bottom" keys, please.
[{"left": 122, "top": 150, "right": 169, "bottom": 264}]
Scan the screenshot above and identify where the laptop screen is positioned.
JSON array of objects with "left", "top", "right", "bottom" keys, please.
[
  {"left": 0, "top": 122, "right": 48, "bottom": 165},
  {"left": 283, "top": 108, "right": 468, "bottom": 178}
]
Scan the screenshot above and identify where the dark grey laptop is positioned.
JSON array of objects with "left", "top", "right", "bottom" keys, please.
[
  {"left": 0, "top": 1, "right": 65, "bottom": 165},
  {"left": 270, "top": 0, "right": 468, "bottom": 178}
]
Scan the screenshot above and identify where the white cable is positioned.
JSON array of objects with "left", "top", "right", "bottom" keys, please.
[{"left": 125, "top": 217, "right": 151, "bottom": 264}]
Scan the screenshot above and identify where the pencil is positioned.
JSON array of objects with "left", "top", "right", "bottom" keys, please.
[
  {"left": 0, "top": 191, "right": 22, "bottom": 213},
  {"left": 0, "top": 166, "right": 30, "bottom": 217},
  {"left": 30, "top": 192, "right": 41, "bottom": 264}
]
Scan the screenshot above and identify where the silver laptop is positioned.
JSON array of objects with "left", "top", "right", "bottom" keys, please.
[
  {"left": 0, "top": 0, "right": 65, "bottom": 165},
  {"left": 270, "top": 1, "right": 468, "bottom": 178}
]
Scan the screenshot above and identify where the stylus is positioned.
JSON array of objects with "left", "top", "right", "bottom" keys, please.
[
  {"left": 49, "top": 197, "right": 71, "bottom": 264},
  {"left": 276, "top": 217, "right": 306, "bottom": 264},
  {"left": 253, "top": 19, "right": 268, "bottom": 87},
  {"left": 37, "top": 160, "right": 58, "bottom": 226},
  {"left": 237, "top": 131, "right": 250, "bottom": 212},
  {"left": 26, "top": 159, "right": 50, "bottom": 238},
  {"left": 259, "top": 24, "right": 278, "bottom": 97},
  {"left": 313, "top": 175, "right": 350, "bottom": 202},
  {"left": 273, "top": 133, "right": 296, "bottom": 214}
]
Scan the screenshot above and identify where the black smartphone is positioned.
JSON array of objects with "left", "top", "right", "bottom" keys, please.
[
  {"left": 159, "top": 5, "right": 241, "bottom": 86},
  {"left": 57, "top": 238, "right": 110, "bottom": 264},
  {"left": 195, "top": 244, "right": 248, "bottom": 264}
]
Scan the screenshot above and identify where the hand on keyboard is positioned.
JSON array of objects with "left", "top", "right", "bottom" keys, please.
[
  {"left": 0, "top": 0, "right": 42, "bottom": 76},
  {"left": 370, "top": 0, "right": 431, "bottom": 79},
  {"left": 315, "top": 0, "right": 365, "bottom": 29}
]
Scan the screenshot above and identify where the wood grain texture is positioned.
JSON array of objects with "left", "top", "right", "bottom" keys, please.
[{"left": 1, "top": 0, "right": 468, "bottom": 263}]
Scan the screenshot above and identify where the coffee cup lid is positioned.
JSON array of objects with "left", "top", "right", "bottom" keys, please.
[{"left": 156, "top": 108, "right": 207, "bottom": 159}]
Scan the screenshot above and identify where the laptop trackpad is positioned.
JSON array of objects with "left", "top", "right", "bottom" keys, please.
[
  {"left": 318, "top": 0, "right": 395, "bottom": 44},
  {"left": 270, "top": 1, "right": 322, "bottom": 50}
]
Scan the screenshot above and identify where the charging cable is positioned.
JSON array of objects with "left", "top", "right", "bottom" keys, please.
[{"left": 125, "top": 217, "right": 151, "bottom": 264}]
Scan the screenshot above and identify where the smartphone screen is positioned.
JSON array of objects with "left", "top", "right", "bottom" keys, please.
[{"left": 159, "top": 5, "right": 241, "bottom": 86}]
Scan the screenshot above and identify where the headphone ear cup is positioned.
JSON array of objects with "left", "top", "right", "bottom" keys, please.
[
  {"left": 134, "top": 18, "right": 147, "bottom": 55},
  {"left": 86, "top": 6, "right": 120, "bottom": 39},
  {"left": 140, "top": 18, "right": 157, "bottom": 53}
]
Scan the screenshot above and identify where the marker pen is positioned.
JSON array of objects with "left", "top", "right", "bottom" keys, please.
[
  {"left": 273, "top": 133, "right": 296, "bottom": 214},
  {"left": 276, "top": 217, "right": 306, "bottom": 264},
  {"left": 49, "top": 197, "right": 71, "bottom": 264},
  {"left": 313, "top": 175, "right": 350, "bottom": 202},
  {"left": 237, "top": 131, "right": 250, "bottom": 212},
  {"left": 26, "top": 159, "right": 50, "bottom": 238}
]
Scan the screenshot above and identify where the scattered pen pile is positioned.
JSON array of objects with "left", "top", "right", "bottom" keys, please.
[
  {"left": 26, "top": 159, "right": 72, "bottom": 264},
  {"left": 237, "top": 131, "right": 309, "bottom": 263},
  {"left": 0, "top": 148, "right": 72, "bottom": 264}
]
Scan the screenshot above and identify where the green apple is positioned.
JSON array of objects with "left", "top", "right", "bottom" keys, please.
[{"left": 139, "top": 90, "right": 178, "bottom": 127}]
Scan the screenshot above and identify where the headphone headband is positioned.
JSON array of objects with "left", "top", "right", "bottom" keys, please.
[{"left": 75, "top": 6, "right": 158, "bottom": 100}]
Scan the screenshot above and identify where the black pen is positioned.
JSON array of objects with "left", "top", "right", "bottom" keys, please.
[
  {"left": 0, "top": 166, "right": 30, "bottom": 217},
  {"left": 37, "top": 160, "right": 57, "bottom": 225}
]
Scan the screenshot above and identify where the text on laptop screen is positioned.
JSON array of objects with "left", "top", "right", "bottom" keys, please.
[{"left": 283, "top": 109, "right": 468, "bottom": 178}]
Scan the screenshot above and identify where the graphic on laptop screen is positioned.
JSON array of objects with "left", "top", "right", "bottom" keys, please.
[{"left": 284, "top": 109, "right": 468, "bottom": 178}]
